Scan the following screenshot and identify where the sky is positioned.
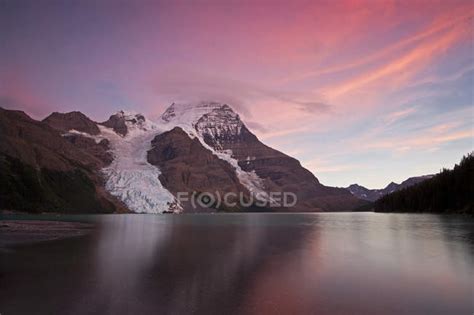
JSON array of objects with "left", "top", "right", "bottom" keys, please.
[{"left": 1, "top": 0, "right": 473, "bottom": 189}]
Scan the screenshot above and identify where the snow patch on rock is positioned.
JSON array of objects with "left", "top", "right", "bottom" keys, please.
[
  {"left": 116, "top": 110, "right": 157, "bottom": 135},
  {"left": 62, "top": 129, "right": 105, "bottom": 143}
]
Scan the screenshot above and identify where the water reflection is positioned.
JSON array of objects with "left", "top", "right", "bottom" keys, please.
[
  {"left": 88, "top": 214, "right": 315, "bottom": 314},
  {"left": 239, "top": 214, "right": 474, "bottom": 314},
  {"left": 71, "top": 215, "right": 173, "bottom": 314},
  {"left": 0, "top": 213, "right": 473, "bottom": 315}
]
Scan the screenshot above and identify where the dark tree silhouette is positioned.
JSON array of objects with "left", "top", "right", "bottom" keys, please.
[{"left": 375, "top": 153, "right": 474, "bottom": 214}]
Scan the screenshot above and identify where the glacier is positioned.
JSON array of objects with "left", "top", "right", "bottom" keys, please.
[{"left": 98, "top": 112, "right": 181, "bottom": 214}]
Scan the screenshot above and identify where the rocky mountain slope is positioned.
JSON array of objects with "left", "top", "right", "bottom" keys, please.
[
  {"left": 43, "top": 111, "right": 101, "bottom": 135},
  {"left": 1, "top": 102, "right": 365, "bottom": 213},
  {"left": 0, "top": 108, "right": 124, "bottom": 213},
  {"left": 347, "top": 175, "right": 434, "bottom": 202},
  {"left": 148, "top": 127, "right": 252, "bottom": 212}
]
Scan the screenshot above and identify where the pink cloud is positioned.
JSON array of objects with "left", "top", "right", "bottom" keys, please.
[
  {"left": 323, "top": 25, "right": 469, "bottom": 99},
  {"left": 277, "top": 4, "right": 473, "bottom": 84}
]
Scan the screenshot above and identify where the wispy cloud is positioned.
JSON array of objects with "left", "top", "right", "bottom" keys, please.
[
  {"left": 364, "top": 128, "right": 472, "bottom": 152},
  {"left": 278, "top": 6, "right": 473, "bottom": 84},
  {"left": 349, "top": 106, "right": 474, "bottom": 154},
  {"left": 383, "top": 107, "right": 417, "bottom": 125},
  {"left": 324, "top": 26, "right": 469, "bottom": 99},
  {"left": 152, "top": 67, "right": 331, "bottom": 118}
]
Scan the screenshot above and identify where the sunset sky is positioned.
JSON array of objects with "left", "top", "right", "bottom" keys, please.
[{"left": 1, "top": 0, "right": 473, "bottom": 188}]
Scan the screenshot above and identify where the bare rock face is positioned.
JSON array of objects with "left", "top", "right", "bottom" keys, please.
[
  {"left": 101, "top": 111, "right": 149, "bottom": 137},
  {"left": 43, "top": 111, "right": 101, "bottom": 135},
  {"left": 101, "top": 112, "right": 129, "bottom": 136},
  {"left": 61, "top": 134, "right": 113, "bottom": 166},
  {"left": 148, "top": 127, "right": 254, "bottom": 212},
  {"left": 0, "top": 107, "right": 125, "bottom": 213},
  {"left": 42, "top": 111, "right": 113, "bottom": 166},
  {"left": 0, "top": 108, "right": 102, "bottom": 171}
]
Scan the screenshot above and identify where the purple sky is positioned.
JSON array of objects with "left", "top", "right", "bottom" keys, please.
[{"left": 1, "top": 0, "right": 473, "bottom": 188}]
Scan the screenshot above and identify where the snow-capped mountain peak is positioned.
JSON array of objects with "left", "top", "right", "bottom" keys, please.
[
  {"left": 161, "top": 101, "right": 244, "bottom": 146},
  {"left": 161, "top": 102, "right": 238, "bottom": 126},
  {"left": 160, "top": 101, "right": 270, "bottom": 202},
  {"left": 195, "top": 104, "right": 243, "bottom": 140}
]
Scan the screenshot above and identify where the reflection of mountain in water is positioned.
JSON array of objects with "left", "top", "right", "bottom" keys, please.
[{"left": 90, "top": 215, "right": 315, "bottom": 314}]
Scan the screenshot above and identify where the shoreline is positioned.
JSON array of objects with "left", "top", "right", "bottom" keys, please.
[{"left": 0, "top": 220, "right": 94, "bottom": 248}]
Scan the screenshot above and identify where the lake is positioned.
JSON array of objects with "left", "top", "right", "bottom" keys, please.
[{"left": 1, "top": 213, "right": 473, "bottom": 314}]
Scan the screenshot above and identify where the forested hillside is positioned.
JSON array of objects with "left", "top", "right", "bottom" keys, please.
[{"left": 375, "top": 154, "right": 473, "bottom": 214}]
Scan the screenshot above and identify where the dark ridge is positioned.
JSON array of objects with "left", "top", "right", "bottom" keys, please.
[{"left": 43, "top": 111, "right": 100, "bottom": 135}]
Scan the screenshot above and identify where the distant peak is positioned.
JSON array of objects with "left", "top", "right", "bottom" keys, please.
[{"left": 384, "top": 181, "right": 399, "bottom": 190}]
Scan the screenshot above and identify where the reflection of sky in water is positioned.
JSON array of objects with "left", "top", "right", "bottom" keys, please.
[
  {"left": 1, "top": 213, "right": 473, "bottom": 315},
  {"left": 240, "top": 213, "right": 473, "bottom": 314}
]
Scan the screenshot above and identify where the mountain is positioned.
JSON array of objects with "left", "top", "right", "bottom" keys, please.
[
  {"left": 43, "top": 111, "right": 113, "bottom": 165},
  {"left": 346, "top": 184, "right": 384, "bottom": 202},
  {"left": 43, "top": 111, "right": 101, "bottom": 135},
  {"left": 375, "top": 154, "right": 473, "bottom": 213},
  {"left": 153, "top": 102, "right": 364, "bottom": 212},
  {"left": 0, "top": 107, "right": 125, "bottom": 213},
  {"left": 347, "top": 175, "right": 434, "bottom": 202},
  {"left": 0, "top": 103, "right": 365, "bottom": 213}
]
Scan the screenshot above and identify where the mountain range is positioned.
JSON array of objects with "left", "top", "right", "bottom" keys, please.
[
  {"left": 346, "top": 175, "right": 434, "bottom": 202},
  {"left": 0, "top": 102, "right": 366, "bottom": 213}
]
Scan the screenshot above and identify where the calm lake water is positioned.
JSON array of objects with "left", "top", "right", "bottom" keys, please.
[{"left": 1, "top": 213, "right": 473, "bottom": 315}]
